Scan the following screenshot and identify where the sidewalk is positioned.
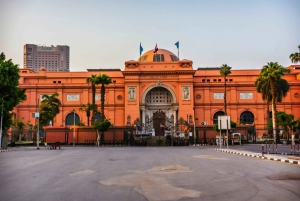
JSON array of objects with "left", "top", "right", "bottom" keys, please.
[{"left": 215, "top": 148, "right": 300, "bottom": 165}]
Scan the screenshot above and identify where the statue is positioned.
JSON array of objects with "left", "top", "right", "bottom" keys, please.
[
  {"left": 183, "top": 87, "right": 189, "bottom": 100},
  {"left": 128, "top": 87, "right": 135, "bottom": 100}
]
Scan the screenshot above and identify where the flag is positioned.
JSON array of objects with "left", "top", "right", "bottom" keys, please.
[
  {"left": 153, "top": 43, "right": 158, "bottom": 53},
  {"left": 175, "top": 41, "right": 179, "bottom": 49},
  {"left": 136, "top": 124, "right": 142, "bottom": 131},
  {"left": 160, "top": 123, "right": 165, "bottom": 128},
  {"left": 140, "top": 42, "right": 143, "bottom": 55}
]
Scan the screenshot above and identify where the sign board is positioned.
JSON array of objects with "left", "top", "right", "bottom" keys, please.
[
  {"left": 218, "top": 115, "right": 231, "bottom": 130},
  {"left": 35, "top": 112, "right": 39, "bottom": 118}
]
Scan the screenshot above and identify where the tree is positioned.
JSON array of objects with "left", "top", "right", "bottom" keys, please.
[
  {"left": 14, "top": 118, "right": 26, "bottom": 142},
  {"left": 289, "top": 45, "right": 300, "bottom": 63},
  {"left": 97, "top": 74, "right": 112, "bottom": 122},
  {"left": 79, "top": 103, "right": 98, "bottom": 126},
  {"left": 97, "top": 74, "right": 112, "bottom": 143},
  {"left": 277, "top": 111, "right": 293, "bottom": 141},
  {"left": 39, "top": 102, "right": 55, "bottom": 128},
  {"left": 93, "top": 119, "right": 111, "bottom": 146},
  {"left": 41, "top": 92, "right": 62, "bottom": 120},
  {"left": 0, "top": 52, "right": 26, "bottom": 148},
  {"left": 259, "top": 62, "right": 290, "bottom": 143},
  {"left": 277, "top": 111, "right": 300, "bottom": 143},
  {"left": 220, "top": 64, "right": 232, "bottom": 115},
  {"left": 255, "top": 77, "right": 290, "bottom": 124},
  {"left": 86, "top": 74, "right": 99, "bottom": 106}
]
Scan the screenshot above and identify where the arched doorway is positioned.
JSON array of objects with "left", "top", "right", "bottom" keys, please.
[
  {"left": 142, "top": 86, "right": 175, "bottom": 136},
  {"left": 65, "top": 113, "right": 80, "bottom": 125}
]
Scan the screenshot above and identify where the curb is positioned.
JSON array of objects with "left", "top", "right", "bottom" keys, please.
[
  {"left": 0, "top": 149, "right": 10, "bottom": 153},
  {"left": 215, "top": 149, "right": 300, "bottom": 165}
]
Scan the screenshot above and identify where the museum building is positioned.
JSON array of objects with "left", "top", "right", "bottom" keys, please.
[{"left": 15, "top": 48, "right": 300, "bottom": 141}]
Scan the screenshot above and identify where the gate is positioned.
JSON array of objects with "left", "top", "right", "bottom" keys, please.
[{"left": 153, "top": 109, "right": 166, "bottom": 136}]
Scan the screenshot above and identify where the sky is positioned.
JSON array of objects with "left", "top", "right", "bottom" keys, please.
[{"left": 0, "top": 0, "right": 299, "bottom": 71}]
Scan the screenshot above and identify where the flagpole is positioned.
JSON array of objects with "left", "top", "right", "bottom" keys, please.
[
  {"left": 178, "top": 47, "right": 179, "bottom": 60},
  {"left": 139, "top": 42, "right": 141, "bottom": 62}
]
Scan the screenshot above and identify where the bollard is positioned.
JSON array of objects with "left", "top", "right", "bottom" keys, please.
[{"left": 262, "top": 145, "right": 264, "bottom": 157}]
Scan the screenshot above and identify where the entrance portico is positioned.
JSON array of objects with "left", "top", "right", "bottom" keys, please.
[{"left": 140, "top": 81, "right": 178, "bottom": 136}]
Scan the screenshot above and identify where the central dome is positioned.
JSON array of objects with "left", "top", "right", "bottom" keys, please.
[{"left": 139, "top": 49, "right": 179, "bottom": 62}]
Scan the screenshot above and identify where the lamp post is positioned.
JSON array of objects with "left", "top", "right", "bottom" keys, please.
[
  {"left": 73, "top": 109, "right": 75, "bottom": 146},
  {"left": 0, "top": 95, "right": 8, "bottom": 149},
  {"left": 36, "top": 99, "right": 40, "bottom": 150},
  {"left": 193, "top": 108, "right": 196, "bottom": 145}
]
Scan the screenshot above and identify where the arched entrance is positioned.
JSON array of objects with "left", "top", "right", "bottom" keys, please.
[{"left": 141, "top": 84, "right": 177, "bottom": 136}]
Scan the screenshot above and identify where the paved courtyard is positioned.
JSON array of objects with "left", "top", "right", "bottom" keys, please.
[{"left": 0, "top": 146, "right": 299, "bottom": 201}]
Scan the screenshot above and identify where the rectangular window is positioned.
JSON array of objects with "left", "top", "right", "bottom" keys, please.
[
  {"left": 170, "top": 55, "right": 175, "bottom": 61},
  {"left": 240, "top": 92, "right": 253, "bottom": 99},
  {"left": 161, "top": 54, "right": 164, "bottom": 61},
  {"left": 214, "top": 93, "right": 224, "bottom": 99},
  {"left": 67, "top": 94, "right": 79, "bottom": 101},
  {"left": 95, "top": 94, "right": 102, "bottom": 101},
  {"left": 153, "top": 54, "right": 160, "bottom": 62}
]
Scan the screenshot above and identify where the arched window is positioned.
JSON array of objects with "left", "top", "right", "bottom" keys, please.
[
  {"left": 240, "top": 111, "right": 254, "bottom": 124},
  {"left": 65, "top": 113, "right": 80, "bottom": 126},
  {"left": 92, "top": 112, "right": 105, "bottom": 124},
  {"left": 213, "top": 111, "right": 225, "bottom": 124}
]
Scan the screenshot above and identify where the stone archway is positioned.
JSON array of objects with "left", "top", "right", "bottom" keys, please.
[
  {"left": 141, "top": 81, "right": 177, "bottom": 104},
  {"left": 140, "top": 82, "right": 178, "bottom": 136}
]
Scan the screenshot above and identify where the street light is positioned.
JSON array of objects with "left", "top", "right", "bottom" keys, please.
[
  {"left": 0, "top": 95, "right": 8, "bottom": 149},
  {"left": 73, "top": 109, "right": 75, "bottom": 146},
  {"left": 36, "top": 98, "right": 40, "bottom": 150}
]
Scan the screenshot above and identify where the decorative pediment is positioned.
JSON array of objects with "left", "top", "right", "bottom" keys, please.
[
  {"left": 179, "top": 59, "right": 193, "bottom": 68},
  {"left": 125, "top": 60, "right": 139, "bottom": 68}
]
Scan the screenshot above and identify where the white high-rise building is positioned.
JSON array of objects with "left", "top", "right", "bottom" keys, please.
[{"left": 23, "top": 44, "right": 70, "bottom": 72}]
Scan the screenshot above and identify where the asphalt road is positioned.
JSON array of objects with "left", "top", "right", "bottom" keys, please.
[{"left": 0, "top": 146, "right": 299, "bottom": 201}]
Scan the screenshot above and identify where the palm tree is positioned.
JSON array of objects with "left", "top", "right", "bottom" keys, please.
[
  {"left": 258, "top": 62, "right": 290, "bottom": 143},
  {"left": 86, "top": 74, "right": 99, "bottom": 105},
  {"left": 41, "top": 92, "right": 62, "bottom": 124},
  {"left": 220, "top": 64, "right": 232, "bottom": 115},
  {"left": 79, "top": 103, "right": 98, "bottom": 126},
  {"left": 97, "top": 74, "right": 112, "bottom": 122},
  {"left": 255, "top": 77, "right": 290, "bottom": 124},
  {"left": 290, "top": 45, "right": 300, "bottom": 63},
  {"left": 96, "top": 74, "right": 112, "bottom": 144}
]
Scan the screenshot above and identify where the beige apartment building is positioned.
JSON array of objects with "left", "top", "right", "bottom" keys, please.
[{"left": 23, "top": 44, "right": 70, "bottom": 72}]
